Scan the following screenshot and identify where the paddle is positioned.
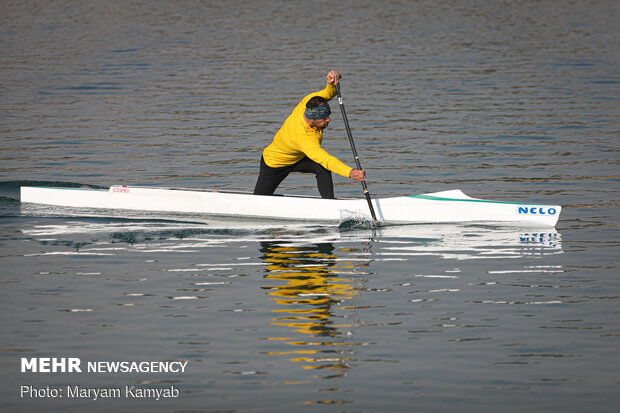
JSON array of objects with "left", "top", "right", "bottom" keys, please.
[{"left": 335, "top": 83, "right": 378, "bottom": 222}]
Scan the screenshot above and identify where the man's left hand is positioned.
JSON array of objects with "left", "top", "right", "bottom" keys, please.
[{"left": 349, "top": 169, "right": 366, "bottom": 182}]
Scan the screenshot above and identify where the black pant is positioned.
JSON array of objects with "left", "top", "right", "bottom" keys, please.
[{"left": 253, "top": 156, "right": 335, "bottom": 199}]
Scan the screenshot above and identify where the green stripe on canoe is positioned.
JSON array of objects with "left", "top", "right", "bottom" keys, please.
[{"left": 407, "top": 194, "right": 541, "bottom": 206}]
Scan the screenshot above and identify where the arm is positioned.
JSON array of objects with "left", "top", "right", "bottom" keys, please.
[
  {"left": 302, "top": 141, "right": 353, "bottom": 178},
  {"left": 302, "top": 139, "right": 366, "bottom": 181},
  {"left": 301, "top": 70, "right": 342, "bottom": 104}
]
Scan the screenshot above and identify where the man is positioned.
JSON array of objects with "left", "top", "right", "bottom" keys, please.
[{"left": 253, "top": 70, "right": 366, "bottom": 199}]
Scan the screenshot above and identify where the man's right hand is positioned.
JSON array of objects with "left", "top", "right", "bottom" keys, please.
[
  {"left": 327, "top": 70, "right": 341, "bottom": 85},
  {"left": 349, "top": 169, "right": 366, "bottom": 182}
]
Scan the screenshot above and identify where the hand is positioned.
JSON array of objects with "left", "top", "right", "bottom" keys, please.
[
  {"left": 349, "top": 168, "right": 366, "bottom": 182},
  {"left": 327, "top": 70, "right": 341, "bottom": 85}
]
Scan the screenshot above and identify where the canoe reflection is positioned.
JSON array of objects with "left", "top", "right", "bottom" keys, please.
[{"left": 260, "top": 241, "right": 366, "bottom": 373}]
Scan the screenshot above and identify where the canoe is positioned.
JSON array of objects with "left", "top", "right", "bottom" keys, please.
[{"left": 20, "top": 185, "right": 561, "bottom": 228}]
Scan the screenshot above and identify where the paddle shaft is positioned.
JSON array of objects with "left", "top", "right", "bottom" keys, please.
[{"left": 335, "top": 84, "right": 377, "bottom": 221}]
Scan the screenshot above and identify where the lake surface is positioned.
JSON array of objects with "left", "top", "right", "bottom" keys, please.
[{"left": 1, "top": 0, "right": 618, "bottom": 412}]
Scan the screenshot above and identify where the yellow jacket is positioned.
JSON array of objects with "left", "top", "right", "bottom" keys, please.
[{"left": 262, "top": 83, "right": 353, "bottom": 178}]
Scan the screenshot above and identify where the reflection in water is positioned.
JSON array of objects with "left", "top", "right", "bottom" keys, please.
[
  {"left": 366, "top": 226, "right": 563, "bottom": 260},
  {"left": 260, "top": 242, "right": 366, "bottom": 375},
  {"left": 257, "top": 228, "right": 563, "bottom": 382}
]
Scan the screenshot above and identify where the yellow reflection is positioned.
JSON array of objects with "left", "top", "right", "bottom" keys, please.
[{"left": 260, "top": 241, "right": 364, "bottom": 373}]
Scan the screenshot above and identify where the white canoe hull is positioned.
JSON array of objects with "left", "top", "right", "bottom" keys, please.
[{"left": 20, "top": 185, "right": 562, "bottom": 228}]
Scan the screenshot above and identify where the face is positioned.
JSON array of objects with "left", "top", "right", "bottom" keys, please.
[{"left": 314, "top": 116, "right": 330, "bottom": 130}]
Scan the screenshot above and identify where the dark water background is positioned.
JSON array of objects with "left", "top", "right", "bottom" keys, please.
[{"left": 1, "top": 0, "right": 618, "bottom": 412}]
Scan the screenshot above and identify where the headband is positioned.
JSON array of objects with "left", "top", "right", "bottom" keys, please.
[{"left": 305, "top": 103, "right": 331, "bottom": 120}]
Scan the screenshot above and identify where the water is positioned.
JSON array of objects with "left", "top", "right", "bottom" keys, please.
[{"left": 1, "top": 0, "right": 619, "bottom": 412}]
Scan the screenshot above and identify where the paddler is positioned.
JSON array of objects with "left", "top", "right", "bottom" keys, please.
[{"left": 253, "top": 70, "right": 366, "bottom": 199}]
